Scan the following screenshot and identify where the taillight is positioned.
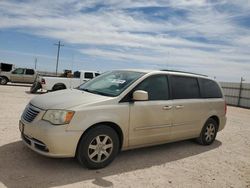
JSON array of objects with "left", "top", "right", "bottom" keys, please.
[
  {"left": 224, "top": 101, "right": 227, "bottom": 115},
  {"left": 41, "top": 78, "right": 46, "bottom": 85}
]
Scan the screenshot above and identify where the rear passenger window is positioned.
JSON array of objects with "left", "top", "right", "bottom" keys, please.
[
  {"left": 85, "top": 72, "right": 94, "bottom": 79},
  {"left": 25, "top": 69, "right": 34, "bottom": 75},
  {"left": 135, "top": 75, "right": 169, "bottom": 100},
  {"left": 171, "top": 76, "right": 200, "bottom": 99},
  {"left": 199, "top": 78, "right": 222, "bottom": 98}
]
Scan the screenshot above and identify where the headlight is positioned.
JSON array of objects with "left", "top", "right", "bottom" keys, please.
[{"left": 42, "top": 110, "right": 75, "bottom": 125}]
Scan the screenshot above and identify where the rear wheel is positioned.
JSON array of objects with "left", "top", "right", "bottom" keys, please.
[
  {"left": 197, "top": 118, "right": 218, "bottom": 145},
  {"left": 0, "top": 77, "right": 8, "bottom": 85},
  {"left": 76, "top": 125, "right": 120, "bottom": 169}
]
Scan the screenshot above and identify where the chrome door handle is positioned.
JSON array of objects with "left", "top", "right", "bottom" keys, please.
[
  {"left": 163, "top": 106, "right": 172, "bottom": 110},
  {"left": 176, "top": 105, "right": 184, "bottom": 109}
]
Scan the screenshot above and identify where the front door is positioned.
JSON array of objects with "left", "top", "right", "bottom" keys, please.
[
  {"left": 129, "top": 75, "right": 173, "bottom": 147},
  {"left": 10, "top": 68, "right": 25, "bottom": 82}
]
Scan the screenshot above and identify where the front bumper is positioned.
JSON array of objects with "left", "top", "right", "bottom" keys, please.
[{"left": 20, "top": 120, "right": 83, "bottom": 158}]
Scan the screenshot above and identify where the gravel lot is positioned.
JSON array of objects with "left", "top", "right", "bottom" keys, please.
[{"left": 0, "top": 84, "right": 250, "bottom": 188}]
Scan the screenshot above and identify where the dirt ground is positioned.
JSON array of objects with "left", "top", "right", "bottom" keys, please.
[{"left": 0, "top": 84, "right": 249, "bottom": 188}]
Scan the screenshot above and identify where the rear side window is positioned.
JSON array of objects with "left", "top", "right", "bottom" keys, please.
[
  {"left": 171, "top": 76, "right": 200, "bottom": 99},
  {"left": 199, "top": 78, "right": 222, "bottom": 98},
  {"left": 25, "top": 69, "right": 34, "bottom": 75},
  {"left": 135, "top": 75, "right": 169, "bottom": 100},
  {"left": 85, "top": 72, "right": 94, "bottom": 79}
]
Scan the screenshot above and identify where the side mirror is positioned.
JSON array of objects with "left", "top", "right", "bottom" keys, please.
[{"left": 133, "top": 90, "right": 148, "bottom": 101}]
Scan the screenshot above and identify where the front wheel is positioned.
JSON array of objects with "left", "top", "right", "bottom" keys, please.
[
  {"left": 76, "top": 126, "right": 120, "bottom": 169},
  {"left": 197, "top": 118, "right": 218, "bottom": 145}
]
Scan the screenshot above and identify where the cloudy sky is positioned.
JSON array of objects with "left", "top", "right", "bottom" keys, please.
[{"left": 0, "top": 0, "right": 250, "bottom": 81}]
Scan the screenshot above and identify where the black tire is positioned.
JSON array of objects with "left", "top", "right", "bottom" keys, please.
[
  {"left": 30, "top": 82, "right": 42, "bottom": 93},
  {"left": 52, "top": 84, "right": 66, "bottom": 91},
  {"left": 0, "top": 77, "right": 8, "bottom": 85},
  {"left": 76, "top": 125, "right": 120, "bottom": 169},
  {"left": 197, "top": 118, "right": 218, "bottom": 145}
]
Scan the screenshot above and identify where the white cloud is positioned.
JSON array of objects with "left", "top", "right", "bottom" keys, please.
[{"left": 0, "top": 0, "right": 249, "bottom": 81}]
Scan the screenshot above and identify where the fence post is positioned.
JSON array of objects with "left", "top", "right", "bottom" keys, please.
[{"left": 237, "top": 77, "right": 244, "bottom": 107}]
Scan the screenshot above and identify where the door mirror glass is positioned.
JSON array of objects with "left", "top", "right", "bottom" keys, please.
[{"left": 133, "top": 90, "right": 148, "bottom": 101}]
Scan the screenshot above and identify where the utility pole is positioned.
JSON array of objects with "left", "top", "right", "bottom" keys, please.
[
  {"left": 238, "top": 77, "right": 245, "bottom": 107},
  {"left": 54, "top": 41, "right": 64, "bottom": 76},
  {"left": 34, "top": 57, "right": 37, "bottom": 69}
]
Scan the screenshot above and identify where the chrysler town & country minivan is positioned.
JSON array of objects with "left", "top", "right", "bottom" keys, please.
[{"left": 19, "top": 70, "right": 227, "bottom": 169}]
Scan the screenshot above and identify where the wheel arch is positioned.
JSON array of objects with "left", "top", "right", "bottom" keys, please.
[
  {"left": 75, "top": 121, "right": 124, "bottom": 155},
  {"left": 52, "top": 83, "right": 66, "bottom": 90},
  {"left": 0, "top": 76, "right": 9, "bottom": 82},
  {"left": 208, "top": 115, "right": 220, "bottom": 130}
]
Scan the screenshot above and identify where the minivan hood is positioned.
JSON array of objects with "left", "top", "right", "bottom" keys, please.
[{"left": 30, "top": 89, "right": 112, "bottom": 110}]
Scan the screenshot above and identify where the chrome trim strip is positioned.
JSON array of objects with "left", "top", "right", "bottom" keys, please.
[
  {"left": 134, "top": 124, "right": 171, "bottom": 131},
  {"left": 172, "top": 120, "right": 200, "bottom": 127}
]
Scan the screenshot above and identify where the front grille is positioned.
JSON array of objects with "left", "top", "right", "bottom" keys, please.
[{"left": 22, "top": 104, "right": 40, "bottom": 123}]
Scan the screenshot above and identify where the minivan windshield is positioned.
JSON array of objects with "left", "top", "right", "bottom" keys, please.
[{"left": 78, "top": 71, "right": 145, "bottom": 97}]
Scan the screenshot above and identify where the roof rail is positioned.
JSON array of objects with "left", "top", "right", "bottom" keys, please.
[{"left": 161, "top": 69, "right": 208, "bottom": 77}]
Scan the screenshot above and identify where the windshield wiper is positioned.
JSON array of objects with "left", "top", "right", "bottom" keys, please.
[{"left": 81, "top": 88, "right": 114, "bottom": 97}]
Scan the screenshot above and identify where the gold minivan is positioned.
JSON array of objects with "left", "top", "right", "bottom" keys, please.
[{"left": 20, "top": 70, "right": 227, "bottom": 169}]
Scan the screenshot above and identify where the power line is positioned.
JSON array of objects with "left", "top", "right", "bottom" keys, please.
[{"left": 54, "top": 41, "right": 64, "bottom": 76}]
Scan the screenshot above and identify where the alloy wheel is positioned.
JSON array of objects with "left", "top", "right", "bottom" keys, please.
[
  {"left": 88, "top": 135, "right": 113, "bottom": 163},
  {"left": 204, "top": 123, "right": 216, "bottom": 142}
]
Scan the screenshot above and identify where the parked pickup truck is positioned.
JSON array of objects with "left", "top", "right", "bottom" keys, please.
[
  {"left": 0, "top": 67, "right": 37, "bottom": 85},
  {"left": 31, "top": 70, "right": 100, "bottom": 93}
]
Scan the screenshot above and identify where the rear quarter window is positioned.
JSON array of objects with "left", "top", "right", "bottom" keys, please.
[{"left": 199, "top": 78, "right": 223, "bottom": 98}]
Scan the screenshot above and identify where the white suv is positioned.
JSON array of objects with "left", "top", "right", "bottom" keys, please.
[{"left": 20, "top": 70, "right": 227, "bottom": 169}]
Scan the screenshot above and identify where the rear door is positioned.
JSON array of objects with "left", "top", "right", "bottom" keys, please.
[
  {"left": 170, "top": 75, "right": 206, "bottom": 140},
  {"left": 23, "top": 69, "right": 36, "bottom": 83},
  {"left": 129, "top": 74, "right": 173, "bottom": 147}
]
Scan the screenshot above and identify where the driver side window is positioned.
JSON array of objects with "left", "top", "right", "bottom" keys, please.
[
  {"left": 12, "top": 68, "right": 24, "bottom": 74},
  {"left": 135, "top": 75, "right": 169, "bottom": 100}
]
